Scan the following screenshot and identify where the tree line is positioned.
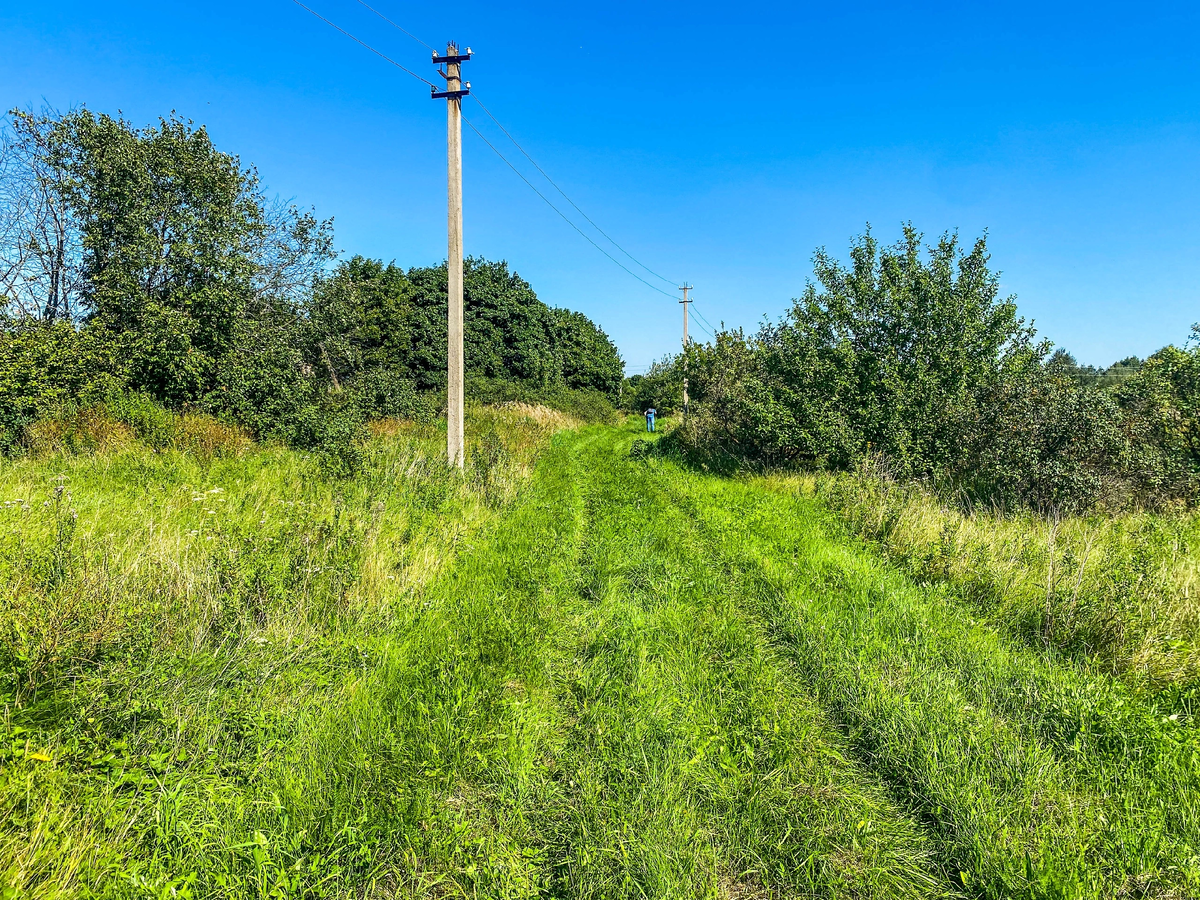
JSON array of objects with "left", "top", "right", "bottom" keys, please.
[
  {"left": 0, "top": 106, "right": 623, "bottom": 453},
  {"left": 643, "top": 226, "right": 1200, "bottom": 513}
]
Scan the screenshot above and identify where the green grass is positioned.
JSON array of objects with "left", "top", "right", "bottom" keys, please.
[
  {"left": 3, "top": 414, "right": 1199, "bottom": 898},
  {"left": 778, "top": 466, "right": 1200, "bottom": 693}
]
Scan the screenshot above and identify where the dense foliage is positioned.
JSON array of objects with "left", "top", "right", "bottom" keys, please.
[
  {"left": 670, "top": 227, "right": 1200, "bottom": 512},
  {"left": 0, "top": 106, "right": 622, "bottom": 454}
]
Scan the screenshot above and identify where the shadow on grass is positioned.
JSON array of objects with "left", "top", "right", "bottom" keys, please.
[{"left": 629, "top": 428, "right": 757, "bottom": 479}]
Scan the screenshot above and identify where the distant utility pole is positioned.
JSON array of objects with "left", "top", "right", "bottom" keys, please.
[
  {"left": 432, "top": 42, "right": 471, "bottom": 468},
  {"left": 679, "top": 283, "right": 692, "bottom": 418}
]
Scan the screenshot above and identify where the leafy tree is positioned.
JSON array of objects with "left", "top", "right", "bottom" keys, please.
[
  {"left": 405, "top": 257, "right": 561, "bottom": 389},
  {"left": 45, "top": 110, "right": 263, "bottom": 402},
  {"left": 308, "top": 256, "right": 415, "bottom": 389},
  {"left": 678, "top": 225, "right": 1175, "bottom": 510},
  {"left": 699, "top": 226, "right": 1035, "bottom": 472},
  {"left": 0, "top": 106, "right": 618, "bottom": 450},
  {"left": 5, "top": 107, "right": 333, "bottom": 410},
  {"left": 552, "top": 307, "right": 623, "bottom": 396}
]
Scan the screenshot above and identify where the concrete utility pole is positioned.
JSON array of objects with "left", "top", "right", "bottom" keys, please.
[
  {"left": 432, "top": 42, "right": 471, "bottom": 468},
  {"left": 679, "top": 284, "right": 692, "bottom": 418}
]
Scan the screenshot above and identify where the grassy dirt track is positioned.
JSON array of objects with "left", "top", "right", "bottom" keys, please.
[{"left": 3, "top": 417, "right": 1200, "bottom": 898}]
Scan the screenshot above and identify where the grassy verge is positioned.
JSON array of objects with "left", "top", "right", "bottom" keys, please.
[
  {"left": 0, "top": 405, "right": 574, "bottom": 896},
  {"left": 7, "top": 417, "right": 1199, "bottom": 898},
  {"left": 659, "top": 462, "right": 1200, "bottom": 898},
  {"left": 765, "top": 467, "right": 1200, "bottom": 695}
]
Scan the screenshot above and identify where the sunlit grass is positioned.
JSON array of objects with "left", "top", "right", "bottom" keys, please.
[
  {"left": 766, "top": 465, "right": 1200, "bottom": 692},
  {"left": 4, "top": 413, "right": 1199, "bottom": 898}
]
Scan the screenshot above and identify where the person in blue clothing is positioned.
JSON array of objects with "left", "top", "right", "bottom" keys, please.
[{"left": 645, "top": 407, "right": 657, "bottom": 432}]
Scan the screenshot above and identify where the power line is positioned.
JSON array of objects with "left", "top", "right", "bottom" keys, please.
[
  {"left": 291, "top": 0, "right": 436, "bottom": 86},
  {"left": 470, "top": 94, "right": 679, "bottom": 289},
  {"left": 690, "top": 303, "right": 718, "bottom": 334},
  {"left": 290, "top": 2, "right": 696, "bottom": 310},
  {"left": 688, "top": 316, "right": 715, "bottom": 341},
  {"left": 462, "top": 113, "right": 679, "bottom": 300},
  {"left": 352, "top": 0, "right": 435, "bottom": 51}
]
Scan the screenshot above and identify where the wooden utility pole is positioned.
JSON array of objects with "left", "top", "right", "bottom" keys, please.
[
  {"left": 432, "top": 43, "right": 471, "bottom": 468},
  {"left": 679, "top": 284, "right": 692, "bottom": 418}
]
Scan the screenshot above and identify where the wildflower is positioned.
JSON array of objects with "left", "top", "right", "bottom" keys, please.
[{"left": 189, "top": 530, "right": 199, "bottom": 536}]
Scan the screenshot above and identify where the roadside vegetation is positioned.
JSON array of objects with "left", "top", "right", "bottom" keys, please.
[
  {"left": 4, "top": 100, "right": 1200, "bottom": 897},
  {"left": 777, "top": 466, "right": 1200, "bottom": 694},
  {"left": 665, "top": 226, "right": 1200, "bottom": 513},
  {"left": 0, "top": 106, "right": 622, "bottom": 463},
  {"left": 652, "top": 225, "right": 1200, "bottom": 704},
  {"left": 7, "top": 420, "right": 1200, "bottom": 897}
]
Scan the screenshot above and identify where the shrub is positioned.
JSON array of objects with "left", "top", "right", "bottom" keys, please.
[
  {"left": 284, "top": 403, "right": 369, "bottom": 478},
  {"left": 206, "top": 313, "right": 316, "bottom": 441},
  {"left": 949, "top": 362, "right": 1132, "bottom": 513},
  {"left": 677, "top": 226, "right": 1200, "bottom": 513},
  {"left": 347, "top": 367, "right": 439, "bottom": 423},
  {"left": 0, "top": 318, "right": 123, "bottom": 451}
]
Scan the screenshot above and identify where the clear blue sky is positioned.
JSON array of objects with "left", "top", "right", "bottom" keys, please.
[{"left": 3, "top": 0, "right": 1198, "bottom": 371}]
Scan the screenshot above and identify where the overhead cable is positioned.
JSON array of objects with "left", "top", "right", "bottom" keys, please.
[
  {"left": 353, "top": 0, "right": 435, "bottom": 50},
  {"left": 291, "top": 0, "right": 435, "bottom": 86},
  {"left": 462, "top": 113, "right": 679, "bottom": 300},
  {"left": 691, "top": 303, "right": 719, "bottom": 334},
  {"left": 470, "top": 94, "right": 679, "bottom": 289},
  {"left": 689, "top": 318, "right": 716, "bottom": 341}
]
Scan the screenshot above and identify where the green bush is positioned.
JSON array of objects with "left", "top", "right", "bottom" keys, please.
[
  {"left": 677, "top": 226, "right": 1200, "bottom": 512},
  {"left": 0, "top": 318, "right": 122, "bottom": 450},
  {"left": 283, "top": 403, "right": 368, "bottom": 478},
  {"left": 347, "top": 367, "right": 439, "bottom": 423},
  {"left": 206, "top": 314, "right": 316, "bottom": 441}
]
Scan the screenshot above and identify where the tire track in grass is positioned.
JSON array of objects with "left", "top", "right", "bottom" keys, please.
[
  {"left": 239, "top": 428, "right": 606, "bottom": 897},
  {"left": 657, "top": 460, "right": 1200, "bottom": 899},
  {"left": 537, "top": 433, "right": 957, "bottom": 899}
]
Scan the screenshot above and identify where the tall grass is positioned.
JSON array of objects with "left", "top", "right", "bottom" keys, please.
[
  {"left": 767, "top": 464, "right": 1200, "bottom": 694},
  {"left": 0, "top": 404, "right": 571, "bottom": 896},
  {"left": 5, "top": 416, "right": 1198, "bottom": 898},
  {"left": 665, "top": 457, "right": 1200, "bottom": 898}
]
